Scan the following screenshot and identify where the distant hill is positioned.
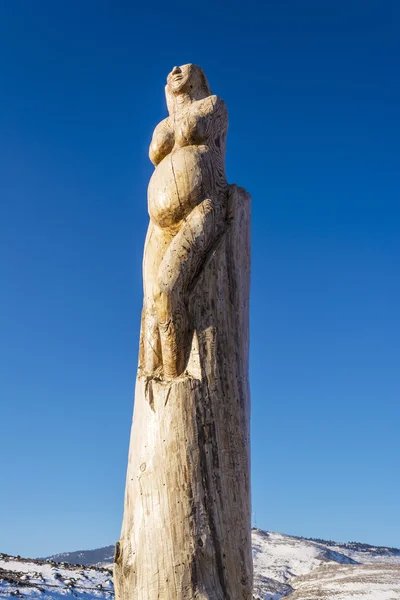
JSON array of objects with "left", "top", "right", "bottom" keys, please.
[
  {"left": 44, "top": 545, "right": 114, "bottom": 567},
  {"left": 251, "top": 529, "right": 400, "bottom": 599},
  {"left": 40, "top": 529, "right": 400, "bottom": 599}
]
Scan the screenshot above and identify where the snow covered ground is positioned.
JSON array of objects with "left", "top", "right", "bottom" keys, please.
[
  {"left": 2, "top": 530, "right": 399, "bottom": 599},
  {"left": 0, "top": 554, "right": 113, "bottom": 600},
  {"left": 251, "top": 530, "right": 400, "bottom": 599},
  {"left": 289, "top": 563, "right": 400, "bottom": 600},
  {"left": 252, "top": 530, "right": 354, "bottom": 598}
]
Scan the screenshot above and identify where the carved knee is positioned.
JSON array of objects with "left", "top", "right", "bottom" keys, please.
[{"left": 153, "top": 275, "right": 175, "bottom": 324}]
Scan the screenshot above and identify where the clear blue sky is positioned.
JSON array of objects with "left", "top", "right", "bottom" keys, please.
[{"left": 1, "top": 1, "right": 399, "bottom": 557}]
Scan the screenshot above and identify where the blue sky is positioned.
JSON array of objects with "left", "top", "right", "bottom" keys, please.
[{"left": 1, "top": 1, "right": 399, "bottom": 557}]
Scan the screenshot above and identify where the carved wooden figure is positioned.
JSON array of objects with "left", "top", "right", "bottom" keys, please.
[{"left": 114, "top": 64, "right": 253, "bottom": 600}]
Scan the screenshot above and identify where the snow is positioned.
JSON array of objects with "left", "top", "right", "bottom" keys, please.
[
  {"left": 251, "top": 529, "right": 400, "bottom": 599},
  {"left": 290, "top": 562, "right": 400, "bottom": 599},
  {"left": 0, "top": 555, "right": 113, "bottom": 599},
  {"left": 2, "top": 530, "right": 400, "bottom": 599},
  {"left": 328, "top": 543, "right": 400, "bottom": 565}
]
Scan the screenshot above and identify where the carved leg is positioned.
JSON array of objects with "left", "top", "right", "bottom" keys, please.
[
  {"left": 141, "top": 223, "right": 173, "bottom": 376},
  {"left": 140, "top": 307, "right": 162, "bottom": 375},
  {"left": 154, "top": 198, "right": 226, "bottom": 379}
]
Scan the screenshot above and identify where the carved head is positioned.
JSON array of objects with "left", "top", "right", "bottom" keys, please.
[{"left": 165, "top": 64, "right": 211, "bottom": 114}]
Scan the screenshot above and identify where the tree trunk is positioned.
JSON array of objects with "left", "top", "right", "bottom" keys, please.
[{"left": 114, "top": 184, "right": 252, "bottom": 599}]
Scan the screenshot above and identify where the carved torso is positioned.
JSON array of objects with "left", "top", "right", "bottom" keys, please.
[{"left": 148, "top": 95, "right": 228, "bottom": 229}]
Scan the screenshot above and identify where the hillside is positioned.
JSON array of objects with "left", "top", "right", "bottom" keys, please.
[
  {"left": 251, "top": 530, "right": 400, "bottom": 599},
  {"left": 2, "top": 530, "right": 399, "bottom": 599},
  {"left": 0, "top": 553, "right": 113, "bottom": 599},
  {"left": 43, "top": 547, "right": 114, "bottom": 569}
]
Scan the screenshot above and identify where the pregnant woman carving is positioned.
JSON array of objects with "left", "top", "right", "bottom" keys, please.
[{"left": 139, "top": 64, "right": 228, "bottom": 380}]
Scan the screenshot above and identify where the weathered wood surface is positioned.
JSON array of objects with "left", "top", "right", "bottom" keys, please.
[{"left": 114, "top": 64, "right": 252, "bottom": 600}]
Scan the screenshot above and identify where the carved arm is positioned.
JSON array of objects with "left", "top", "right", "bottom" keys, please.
[{"left": 149, "top": 117, "right": 174, "bottom": 166}]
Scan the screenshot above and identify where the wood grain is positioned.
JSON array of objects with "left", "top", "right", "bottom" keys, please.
[{"left": 114, "top": 64, "right": 253, "bottom": 599}]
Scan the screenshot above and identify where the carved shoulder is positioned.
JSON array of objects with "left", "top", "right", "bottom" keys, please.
[
  {"left": 195, "top": 95, "right": 228, "bottom": 140},
  {"left": 195, "top": 94, "right": 227, "bottom": 121},
  {"left": 209, "top": 95, "right": 228, "bottom": 118},
  {"left": 149, "top": 117, "right": 174, "bottom": 166}
]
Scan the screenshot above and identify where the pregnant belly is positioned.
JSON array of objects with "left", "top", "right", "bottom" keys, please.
[{"left": 148, "top": 146, "right": 210, "bottom": 228}]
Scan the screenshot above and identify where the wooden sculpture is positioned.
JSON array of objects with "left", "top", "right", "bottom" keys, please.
[{"left": 114, "top": 64, "right": 253, "bottom": 600}]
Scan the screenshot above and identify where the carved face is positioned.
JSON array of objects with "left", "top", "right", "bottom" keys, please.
[
  {"left": 165, "top": 64, "right": 212, "bottom": 115},
  {"left": 166, "top": 64, "right": 211, "bottom": 98},
  {"left": 167, "top": 64, "right": 193, "bottom": 94}
]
